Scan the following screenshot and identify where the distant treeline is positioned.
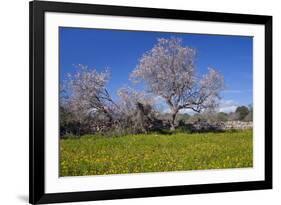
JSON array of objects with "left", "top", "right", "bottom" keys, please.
[{"left": 176, "top": 105, "right": 253, "bottom": 124}]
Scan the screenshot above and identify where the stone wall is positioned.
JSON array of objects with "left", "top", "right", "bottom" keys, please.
[
  {"left": 189, "top": 120, "right": 252, "bottom": 131},
  {"left": 222, "top": 121, "right": 253, "bottom": 130}
]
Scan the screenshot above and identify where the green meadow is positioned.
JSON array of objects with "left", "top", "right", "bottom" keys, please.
[{"left": 60, "top": 130, "right": 253, "bottom": 176}]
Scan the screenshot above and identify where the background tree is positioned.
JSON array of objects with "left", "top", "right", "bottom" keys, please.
[
  {"left": 243, "top": 104, "right": 253, "bottom": 121},
  {"left": 227, "top": 112, "right": 239, "bottom": 121},
  {"left": 177, "top": 113, "right": 190, "bottom": 123},
  {"left": 235, "top": 106, "right": 249, "bottom": 121},
  {"left": 131, "top": 37, "right": 224, "bottom": 130},
  {"left": 216, "top": 112, "right": 228, "bottom": 122}
]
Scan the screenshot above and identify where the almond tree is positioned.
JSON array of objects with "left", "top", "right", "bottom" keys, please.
[
  {"left": 117, "top": 87, "right": 156, "bottom": 133},
  {"left": 117, "top": 87, "right": 154, "bottom": 116},
  {"left": 64, "top": 64, "right": 118, "bottom": 124},
  {"left": 131, "top": 38, "right": 224, "bottom": 130}
]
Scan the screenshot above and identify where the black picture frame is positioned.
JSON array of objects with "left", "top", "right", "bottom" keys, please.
[{"left": 29, "top": 0, "right": 272, "bottom": 204}]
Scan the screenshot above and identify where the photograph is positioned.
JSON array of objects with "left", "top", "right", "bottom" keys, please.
[
  {"left": 59, "top": 27, "right": 253, "bottom": 177},
  {"left": 29, "top": 1, "right": 272, "bottom": 203}
]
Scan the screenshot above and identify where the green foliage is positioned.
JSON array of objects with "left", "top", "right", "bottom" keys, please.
[
  {"left": 176, "top": 113, "right": 190, "bottom": 122},
  {"left": 60, "top": 130, "right": 253, "bottom": 176},
  {"left": 235, "top": 106, "right": 250, "bottom": 121},
  {"left": 217, "top": 112, "right": 228, "bottom": 122},
  {"left": 244, "top": 112, "right": 253, "bottom": 122},
  {"left": 244, "top": 104, "right": 253, "bottom": 121}
]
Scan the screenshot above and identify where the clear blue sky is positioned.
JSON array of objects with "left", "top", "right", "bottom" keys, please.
[{"left": 59, "top": 27, "right": 253, "bottom": 112}]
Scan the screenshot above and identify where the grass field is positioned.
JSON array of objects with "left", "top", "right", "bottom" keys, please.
[{"left": 60, "top": 130, "right": 253, "bottom": 176}]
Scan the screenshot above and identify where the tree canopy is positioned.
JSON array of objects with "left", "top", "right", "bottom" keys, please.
[{"left": 131, "top": 38, "right": 224, "bottom": 130}]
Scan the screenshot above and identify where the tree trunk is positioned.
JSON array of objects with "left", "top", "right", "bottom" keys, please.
[
  {"left": 170, "top": 110, "right": 178, "bottom": 131},
  {"left": 101, "top": 107, "right": 113, "bottom": 123}
]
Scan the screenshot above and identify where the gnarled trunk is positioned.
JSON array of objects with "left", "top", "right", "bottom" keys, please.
[{"left": 170, "top": 109, "right": 179, "bottom": 131}]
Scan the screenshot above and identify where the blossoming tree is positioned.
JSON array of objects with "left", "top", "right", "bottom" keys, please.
[
  {"left": 131, "top": 38, "right": 224, "bottom": 130},
  {"left": 116, "top": 86, "right": 157, "bottom": 133},
  {"left": 65, "top": 64, "right": 118, "bottom": 123}
]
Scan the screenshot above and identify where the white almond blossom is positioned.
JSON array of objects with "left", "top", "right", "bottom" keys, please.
[
  {"left": 131, "top": 38, "right": 224, "bottom": 130},
  {"left": 65, "top": 64, "right": 117, "bottom": 122}
]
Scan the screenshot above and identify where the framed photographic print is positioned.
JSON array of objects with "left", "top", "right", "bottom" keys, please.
[{"left": 29, "top": 0, "right": 272, "bottom": 204}]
